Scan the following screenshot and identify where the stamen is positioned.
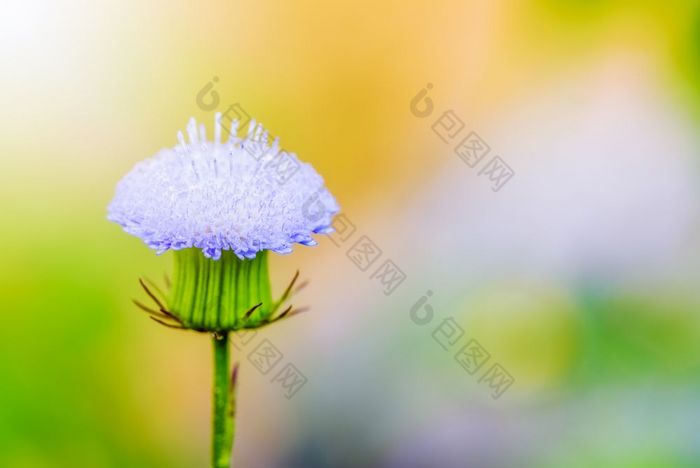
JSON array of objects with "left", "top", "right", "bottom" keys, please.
[
  {"left": 247, "top": 119, "right": 257, "bottom": 139},
  {"left": 177, "top": 131, "right": 187, "bottom": 151},
  {"left": 268, "top": 137, "right": 281, "bottom": 158},
  {"left": 187, "top": 117, "right": 199, "bottom": 144},
  {"left": 229, "top": 120, "right": 239, "bottom": 142},
  {"left": 199, "top": 123, "right": 207, "bottom": 143},
  {"left": 214, "top": 112, "right": 222, "bottom": 144}
]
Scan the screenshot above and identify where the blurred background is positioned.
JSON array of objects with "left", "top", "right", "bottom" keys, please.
[{"left": 1, "top": 0, "right": 700, "bottom": 466}]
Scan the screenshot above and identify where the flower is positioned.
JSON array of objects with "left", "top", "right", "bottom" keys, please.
[
  {"left": 109, "top": 115, "right": 339, "bottom": 332},
  {"left": 108, "top": 114, "right": 336, "bottom": 467},
  {"left": 108, "top": 115, "right": 339, "bottom": 260}
]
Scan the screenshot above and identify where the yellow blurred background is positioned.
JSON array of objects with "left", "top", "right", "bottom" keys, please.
[{"left": 1, "top": 0, "right": 700, "bottom": 467}]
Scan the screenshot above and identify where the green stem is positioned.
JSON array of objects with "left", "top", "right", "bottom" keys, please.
[{"left": 212, "top": 332, "right": 235, "bottom": 468}]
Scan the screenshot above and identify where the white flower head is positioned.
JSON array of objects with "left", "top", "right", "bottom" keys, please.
[{"left": 108, "top": 115, "right": 339, "bottom": 260}]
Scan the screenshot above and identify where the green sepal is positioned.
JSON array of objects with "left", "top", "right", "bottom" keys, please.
[{"left": 168, "top": 249, "right": 274, "bottom": 332}]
